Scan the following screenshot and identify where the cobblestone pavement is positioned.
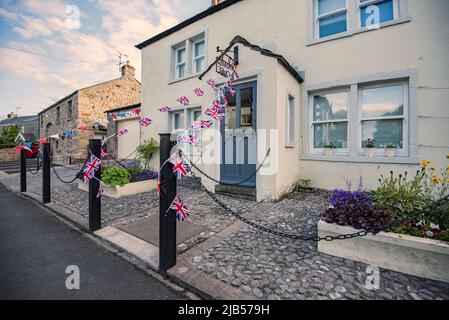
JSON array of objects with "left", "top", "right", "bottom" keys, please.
[{"left": 190, "top": 189, "right": 449, "bottom": 300}]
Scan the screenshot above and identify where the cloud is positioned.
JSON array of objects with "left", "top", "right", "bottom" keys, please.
[
  {"left": 0, "top": 47, "right": 48, "bottom": 82},
  {"left": 0, "top": 0, "right": 210, "bottom": 116}
]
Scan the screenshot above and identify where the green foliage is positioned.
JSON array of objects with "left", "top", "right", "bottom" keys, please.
[
  {"left": 101, "top": 166, "right": 130, "bottom": 187},
  {"left": 0, "top": 125, "right": 20, "bottom": 149},
  {"left": 137, "top": 138, "right": 159, "bottom": 170},
  {"left": 296, "top": 179, "right": 311, "bottom": 190},
  {"left": 373, "top": 170, "right": 430, "bottom": 221}
]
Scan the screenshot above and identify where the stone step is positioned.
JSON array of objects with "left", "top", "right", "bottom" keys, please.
[{"left": 215, "top": 184, "right": 256, "bottom": 201}]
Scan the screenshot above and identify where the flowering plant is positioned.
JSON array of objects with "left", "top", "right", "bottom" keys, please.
[
  {"left": 363, "top": 138, "right": 375, "bottom": 148},
  {"left": 131, "top": 170, "right": 158, "bottom": 182},
  {"left": 329, "top": 189, "right": 373, "bottom": 207}
]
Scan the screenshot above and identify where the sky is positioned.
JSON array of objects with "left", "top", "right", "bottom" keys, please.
[{"left": 0, "top": 0, "right": 210, "bottom": 119}]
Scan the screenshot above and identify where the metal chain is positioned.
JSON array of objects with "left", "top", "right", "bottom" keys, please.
[
  {"left": 48, "top": 147, "right": 86, "bottom": 184},
  {"left": 27, "top": 154, "right": 41, "bottom": 175},
  {"left": 189, "top": 168, "right": 449, "bottom": 242}
]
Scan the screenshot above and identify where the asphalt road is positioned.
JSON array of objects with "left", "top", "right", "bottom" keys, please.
[{"left": 0, "top": 183, "right": 184, "bottom": 300}]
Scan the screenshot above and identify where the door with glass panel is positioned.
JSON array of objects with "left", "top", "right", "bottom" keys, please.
[{"left": 220, "top": 82, "right": 257, "bottom": 187}]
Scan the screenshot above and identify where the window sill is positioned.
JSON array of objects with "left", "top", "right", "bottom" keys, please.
[
  {"left": 301, "top": 154, "right": 419, "bottom": 165},
  {"left": 168, "top": 72, "right": 203, "bottom": 85},
  {"left": 306, "top": 15, "right": 412, "bottom": 47}
]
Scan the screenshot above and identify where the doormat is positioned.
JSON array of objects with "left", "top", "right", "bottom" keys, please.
[{"left": 117, "top": 214, "right": 205, "bottom": 246}]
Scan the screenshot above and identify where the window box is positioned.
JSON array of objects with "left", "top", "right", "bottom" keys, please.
[{"left": 318, "top": 220, "right": 449, "bottom": 283}]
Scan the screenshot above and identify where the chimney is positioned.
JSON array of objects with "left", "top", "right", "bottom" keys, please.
[
  {"left": 121, "top": 60, "right": 135, "bottom": 78},
  {"left": 211, "top": 0, "right": 222, "bottom": 6},
  {"left": 7, "top": 112, "right": 17, "bottom": 119}
]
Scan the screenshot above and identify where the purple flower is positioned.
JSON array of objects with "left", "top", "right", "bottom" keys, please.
[
  {"left": 330, "top": 189, "right": 372, "bottom": 207},
  {"left": 131, "top": 170, "right": 158, "bottom": 182}
]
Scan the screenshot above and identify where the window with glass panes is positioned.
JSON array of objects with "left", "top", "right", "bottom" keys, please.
[
  {"left": 193, "top": 40, "right": 205, "bottom": 74},
  {"left": 175, "top": 47, "right": 186, "bottom": 79},
  {"left": 316, "top": 0, "right": 348, "bottom": 38}
]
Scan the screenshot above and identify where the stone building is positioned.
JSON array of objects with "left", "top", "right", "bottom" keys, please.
[{"left": 38, "top": 62, "right": 141, "bottom": 164}]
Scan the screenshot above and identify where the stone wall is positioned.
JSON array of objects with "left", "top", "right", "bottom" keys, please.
[
  {"left": 0, "top": 148, "right": 19, "bottom": 162},
  {"left": 39, "top": 63, "right": 141, "bottom": 165}
]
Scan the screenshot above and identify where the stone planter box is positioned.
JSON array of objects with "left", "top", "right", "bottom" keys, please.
[
  {"left": 318, "top": 220, "right": 449, "bottom": 283},
  {"left": 78, "top": 179, "right": 157, "bottom": 198}
]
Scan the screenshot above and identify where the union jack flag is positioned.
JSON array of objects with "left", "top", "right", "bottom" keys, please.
[
  {"left": 159, "top": 106, "right": 172, "bottom": 112},
  {"left": 139, "top": 117, "right": 152, "bottom": 127},
  {"left": 169, "top": 195, "right": 190, "bottom": 223},
  {"left": 179, "top": 134, "right": 200, "bottom": 145},
  {"left": 227, "top": 80, "right": 236, "bottom": 96},
  {"left": 212, "top": 101, "right": 225, "bottom": 112},
  {"left": 177, "top": 96, "right": 190, "bottom": 106},
  {"left": 168, "top": 153, "right": 190, "bottom": 180},
  {"left": 218, "top": 92, "right": 228, "bottom": 107},
  {"left": 207, "top": 79, "right": 218, "bottom": 91},
  {"left": 82, "top": 153, "right": 101, "bottom": 183},
  {"left": 192, "top": 119, "right": 213, "bottom": 129},
  {"left": 111, "top": 114, "right": 118, "bottom": 120},
  {"left": 193, "top": 87, "right": 204, "bottom": 96},
  {"left": 117, "top": 129, "right": 128, "bottom": 137},
  {"left": 100, "top": 141, "right": 109, "bottom": 158},
  {"left": 205, "top": 106, "right": 224, "bottom": 122},
  {"left": 134, "top": 108, "right": 141, "bottom": 116},
  {"left": 96, "top": 183, "right": 104, "bottom": 198}
]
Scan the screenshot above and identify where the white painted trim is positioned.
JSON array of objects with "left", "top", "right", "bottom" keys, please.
[
  {"left": 302, "top": 69, "right": 418, "bottom": 163},
  {"left": 285, "top": 90, "right": 297, "bottom": 148}
]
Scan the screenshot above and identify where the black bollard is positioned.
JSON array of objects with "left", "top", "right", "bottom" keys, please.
[
  {"left": 42, "top": 143, "right": 51, "bottom": 203},
  {"left": 159, "top": 133, "right": 177, "bottom": 273},
  {"left": 20, "top": 149, "right": 26, "bottom": 192},
  {"left": 88, "top": 139, "right": 102, "bottom": 232}
]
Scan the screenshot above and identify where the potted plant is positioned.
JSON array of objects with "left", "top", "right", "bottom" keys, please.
[
  {"left": 363, "top": 138, "right": 376, "bottom": 157},
  {"left": 323, "top": 141, "right": 336, "bottom": 156},
  {"left": 385, "top": 144, "right": 397, "bottom": 157}
]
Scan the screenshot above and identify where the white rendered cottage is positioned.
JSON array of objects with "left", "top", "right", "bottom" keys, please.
[{"left": 136, "top": 0, "right": 449, "bottom": 201}]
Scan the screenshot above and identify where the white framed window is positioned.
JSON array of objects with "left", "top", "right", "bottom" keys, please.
[
  {"left": 308, "top": 0, "right": 409, "bottom": 43},
  {"left": 171, "top": 32, "right": 206, "bottom": 81},
  {"left": 190, "top": 107, "right": 202, "bottom": 155},
  {"left": 171, "top": 110, "right": 185, "bottom": 133},
  {"left": 315, "top": 0, "right": 348, "bottom": 38},
  {"left": 306, "top": 77, "right": 412, "bottom": 159},
  {"left": 358, "top": 0, "right": 398, "bottom": 28},
  {"left": 310, "top": 90, "right": 349, "bottom": 153},
  {"left": 358, "top": 82, "right": 408, "bottom": 155},
  {"left": 286, "top": 94, "right": 296, "bottom": 147},
  {"left": 192, "top": 39, "right": 205, "bottom": 74},
  {"left": 175, "top": 46, "right": 186, "bottom": 79}
]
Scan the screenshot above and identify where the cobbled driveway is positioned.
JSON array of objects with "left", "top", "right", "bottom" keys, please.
[{"left": 191, "top": 189, "right": 449, "bottom": 300}]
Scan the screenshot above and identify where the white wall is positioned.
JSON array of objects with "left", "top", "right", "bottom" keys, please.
[{"left": 140, "top": 0, "right": 449, "bottom": 196}]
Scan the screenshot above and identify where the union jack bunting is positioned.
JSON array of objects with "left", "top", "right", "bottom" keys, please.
[
  {"left": 218, "top": 92, "right": 228, "bottom": 107},
  {"left": 159, "top": 106, "right": 172, "bottom": 112},
  {"left": 169, "top": 195, "right": 191, "bottom": 223},
  {"left": 207, "top": 79, "right": 218, "bottom": 91},
  {"left": 212, "top": 101, "right": 224, "bottom": 112},
  {"left": 134, "top": 108, "right": 141, "bottom": 116},
  {"left": 205, "top": 106, "right": 224, "bottom": 122},
  {"left": 82, "top": 153, "right": 101, "bottom": 183},
  {"left": 177, "top": 96, "right": 190, "bottom": 106},
  {"left": 179, "top": 134, "right": 200, "bottom": 145},
  {"left": 139, "top": 117, "right": 152, "bottom": 127},
  {"left": 168, "top": 153, "right": 190, "bottom": 180},
  {"left": 96, "top": 183, "right": 104, "bottom": 198},
  {"left": 227, "top": 81, "right": 236, "bottom": 96},
  {"left": 117, "top": 129, "right": 128, "bottom": 137},
  {"left": 193, "top": 87, "right": 204, "bottom": 96},
  {"left": 100, "top": 141, "right": 109, "bottom": 158},
  {"left": 111, "top": 114, "right": 118, "bottom": 120},
  {"left": 192, "top": 119, "right": 213, "bottom": 129}
]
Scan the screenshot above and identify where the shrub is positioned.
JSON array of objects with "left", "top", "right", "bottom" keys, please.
[
  {"left": 296, "top": 179, "right": 311, "bottom": 190},
  {"left": 120, "top": 159, "right": 142, "bottom": 177},
  {"left": 322, "top": 198, "right": 392, "bottom": 231},
  {"left": 137, "top": 138, "right": 159, "bottom": 170},
  {"left": 102, "top": 166, "right": 130, "bottom": 187},
  {"left": 330, "top": 189, "right": 372, "bottom": 207},
  {"left": 0, "top": 125, "right": 20, "bottom": 149}
]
